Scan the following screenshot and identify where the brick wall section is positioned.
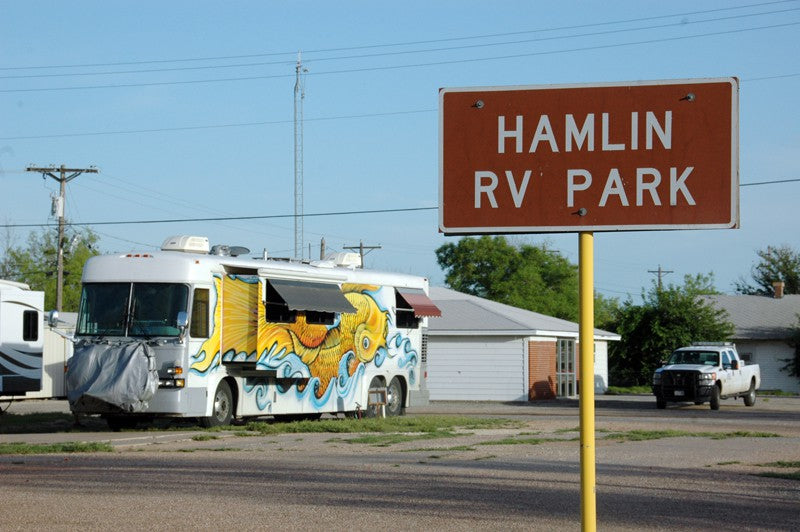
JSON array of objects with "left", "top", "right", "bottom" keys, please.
[{"left": 528, "top": 340, "right": 556, "bottom": 400}]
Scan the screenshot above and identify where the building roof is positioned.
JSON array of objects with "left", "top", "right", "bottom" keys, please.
[
  {"left": 702, "top": 294, "right": 800, "bottom": 340},
  {"left": 428, "top": 286, "right": 620, "bottom": 340}
]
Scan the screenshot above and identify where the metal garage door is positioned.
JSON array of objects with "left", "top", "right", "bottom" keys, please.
[{"left": 427, "top": 336, "right": 527, "bottom": 401}]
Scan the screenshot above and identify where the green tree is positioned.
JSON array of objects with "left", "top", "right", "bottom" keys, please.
[
  {"left": 608, "top": 273, "right": 734, "bottom": 386},
  {"left": 0, "top": 228, "right": 99, "bottom": 311},
  {"left": 735, "top": 244, "right": 800, "bottom": 295},
  {"left": 436, "top": 236, "right": 582, "bottom": 321}
]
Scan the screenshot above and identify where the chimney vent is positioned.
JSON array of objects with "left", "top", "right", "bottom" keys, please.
[{"left": 773, "top": 281, "right": 785, "bottom": 299}]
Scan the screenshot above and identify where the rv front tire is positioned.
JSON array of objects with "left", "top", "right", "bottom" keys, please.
[{"left": 201, "top": 380, "right": 233, "bottom": 427}]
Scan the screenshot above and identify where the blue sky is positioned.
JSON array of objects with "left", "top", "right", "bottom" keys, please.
[{"left": 1, "top": 1, "right": 798, "bottom": 301}]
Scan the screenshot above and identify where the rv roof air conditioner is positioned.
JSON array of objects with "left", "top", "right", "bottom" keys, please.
[
  {"left": 161, "top": 235, "right": 210, "bottom": 254},
  {"left": 326, "top": 252, "right": 362, "bottom": 269}
]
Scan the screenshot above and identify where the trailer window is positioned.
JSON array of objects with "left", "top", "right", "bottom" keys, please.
[
  {"left": 395, "top": 293, "right": 420, "bottom": 329},
  {"left": 265, "top": 281, "right": 297, "bottom": 324},
  {"left": 305, "top": 310, "right": 335, "bottom": 325},
  {"left": 23, "top": 310, "right": 39, "bottom": 341},
  {"left": 191, "top": 288, "right": 210, "bottom": 338}
]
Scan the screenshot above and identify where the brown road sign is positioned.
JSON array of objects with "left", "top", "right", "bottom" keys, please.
[{"left": 439, "top": 78, "right": 739, "bottom": 234}]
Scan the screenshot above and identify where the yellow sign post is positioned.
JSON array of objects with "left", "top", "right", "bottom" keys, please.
[
  {"left": 579, "top": 232, "right": 596, "bottom": 531},
  {"left": 439, "top": 78, "right": 739, "bottom": 530}
]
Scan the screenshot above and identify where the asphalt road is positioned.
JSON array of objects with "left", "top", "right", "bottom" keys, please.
[{"left": 2, "top": 395, "right": 799, "bottom": 530}]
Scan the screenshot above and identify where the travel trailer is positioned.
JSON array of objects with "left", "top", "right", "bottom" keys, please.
[
  {"left": 0, "top": 280, "right": 44, "bottom": 397},
  {"left": 67, "top": 236, "right": 440, "bottom": 429}
]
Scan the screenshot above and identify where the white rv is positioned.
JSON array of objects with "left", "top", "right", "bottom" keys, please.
[
  {"left": 0, "top": 280, "right": 44, "bottom": 396},
  {"left": 68, "top": 236, "right": 440, "bottom": 429}
]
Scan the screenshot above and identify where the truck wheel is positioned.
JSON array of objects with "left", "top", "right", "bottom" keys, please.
[
  {"left": 656, "top": 396, "right": 666, "bottom": 409},
  {"left": 385, "top": 377, "right": 404, "bottom": 417},
  {"left": 709, "top": 385, "right": 721, "bottom": 410},
  {"left": 743, "top": 380, "right": 756, "bottom": 407},
  {"left": 201, "top": 380, "right": 233, "bottom": 427}
]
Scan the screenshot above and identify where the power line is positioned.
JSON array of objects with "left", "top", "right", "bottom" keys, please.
[
  {"left": 740, "top": 178, "right": 800, "bottom": 186},
  {"left": 3, "top": 178, "right": 796, "bottom": 231},
  {"left": 2, "top": 21, "right": 798, "bottom": 94},
  {"left": 3, "top": 66, "right": 799, "bottom": 142},
  {"left": 2, "top": 1, "right": 794, "bottom": 72},
  {"left": 0, "top": 109, "right": 434, "bottom": 141},
  {"left": 4, "top": 6, "right": 798, "bottom": 81},
  {"left": 0, "top": 206, "right": 439, "bottom": 229}
]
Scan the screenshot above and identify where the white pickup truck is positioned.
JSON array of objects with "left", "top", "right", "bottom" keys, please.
[{"left": 652, "top": 343, "right": 760, "bottom": 410}]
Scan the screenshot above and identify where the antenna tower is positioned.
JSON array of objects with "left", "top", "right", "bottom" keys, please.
[{"left": 293, "top": 52, "right": 307, "bottom": 259}]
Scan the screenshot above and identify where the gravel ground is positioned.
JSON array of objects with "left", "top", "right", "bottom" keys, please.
[{"left": 2, "top": 395, "right": 799, "bottom": 530}]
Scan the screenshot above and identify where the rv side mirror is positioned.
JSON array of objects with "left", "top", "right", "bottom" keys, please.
[
  {"left": 176, "top": 311, "right": 189, "bottom": 343},
  {"left": 48, "top": 310, "right": 59, "bottom": 328},
  {"left": 731, "top": 359, "right": 739, "bottom": 370}
]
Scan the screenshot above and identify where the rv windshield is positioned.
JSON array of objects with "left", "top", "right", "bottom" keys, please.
[{"left": 77, "top": 283, "right": 189, "bottom": 337}]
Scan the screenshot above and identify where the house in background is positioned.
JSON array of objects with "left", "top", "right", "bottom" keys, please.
[
  {"left": 425, "top": 287, "right": 620, "bottom": 402},
  {"left": 703, "top": 283, "right": 800, "bottom": 394}
]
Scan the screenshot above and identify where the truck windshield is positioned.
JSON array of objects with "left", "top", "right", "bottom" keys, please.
[
  {"left": 667, "top": 351, "right": 719, "bottom": 366},
  {"left": 77, "top": 283, "right": 189, "bottom": 337}
]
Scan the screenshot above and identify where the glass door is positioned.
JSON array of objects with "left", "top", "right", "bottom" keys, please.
[{"left": 556, "top": 339, "right": 576, "bottom": 397}]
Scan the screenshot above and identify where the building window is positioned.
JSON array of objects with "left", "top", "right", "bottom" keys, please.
[
  {"left": 23, "top": 310, "right": 38, "bottom": 341},
  {"left": 739, "top": 352, "right": 753, "bottom": 363}
]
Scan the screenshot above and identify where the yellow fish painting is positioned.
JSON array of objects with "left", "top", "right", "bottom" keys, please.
[{"left": 191, "top": 277, "right": 389, "bottom": 398}]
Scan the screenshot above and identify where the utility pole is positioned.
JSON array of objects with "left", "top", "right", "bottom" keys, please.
[
  {"left": 293, "top": 52, "right": 307, "bottom": 260},
  {"left": 344, "top": 241, "right": 381, "bottom": 269},
  {"left": 26, "top": 164, "right": 98, "bottom": 312},
  {"left": 648, "top": 264, "right": 674, "bottom": 291}
]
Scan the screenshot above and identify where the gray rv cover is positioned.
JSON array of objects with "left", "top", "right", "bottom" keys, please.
[{"left": 67, "top": 341, "right": 158, "bottom": 413}]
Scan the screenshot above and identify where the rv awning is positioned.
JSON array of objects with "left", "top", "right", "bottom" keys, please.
[
  {"left": 396, "top": 288, "right": 442, "bottom": 317},
  {"left": 268, "top": 279, "right": 355, "bottom": 314}
]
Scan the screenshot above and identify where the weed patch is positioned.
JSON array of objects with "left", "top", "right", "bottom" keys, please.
[
  {"left": 603, "top": 429, "right": 781, "bottom": 442},
  {"left": 0, "top": 441, "right": 113, "bottom": 454}
]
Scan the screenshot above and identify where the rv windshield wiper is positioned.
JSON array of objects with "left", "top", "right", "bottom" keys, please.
[{"left": 127, "top": 298, "right": 152, "bottom": 339}]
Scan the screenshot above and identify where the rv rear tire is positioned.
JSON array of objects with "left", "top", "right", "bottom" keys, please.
[{"left": 386, "top": 377, "right": 404, "bottom": 417}]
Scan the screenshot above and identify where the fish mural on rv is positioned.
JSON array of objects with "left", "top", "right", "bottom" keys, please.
[{"left": 190, "top": 275, "right": 399, "bottom": 401}]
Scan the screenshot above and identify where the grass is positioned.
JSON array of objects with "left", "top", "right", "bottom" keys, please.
[
  {"left": 242, "top": 415, "right": 518, "bottom": 436},
  {"left": 603, "top": 429, "right": 781, "bottom": 442},
  {"left": 0, "top": 441, "right": 113, "bottom": 454},
  {"left": 477, "top": 436, "right": 565, "bottom": 446},
  {"left": 754, "top": 460, "right": 800, "bottom": 481},
  {"left": 0, "top": 412, "right": 84, "bottom": 434},
  {"left": 606, "top": 386, "right": 652, "bottom": 395},
  {"left": 328, "top": 431, "right": 460, "bottom": 446},
  {"left": 191, "top": 434, "right": 219, "bottom": 441},
  {"left": 759, "top": 461, "right": 800, "bottom": 468}
]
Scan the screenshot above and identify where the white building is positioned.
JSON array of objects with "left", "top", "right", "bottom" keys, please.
[
  {"left": 426, "top": 287, "right": 619, "bottom": 402},
  {"left": 703, "top": 290, "right": 800, "bottom": 394}
]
